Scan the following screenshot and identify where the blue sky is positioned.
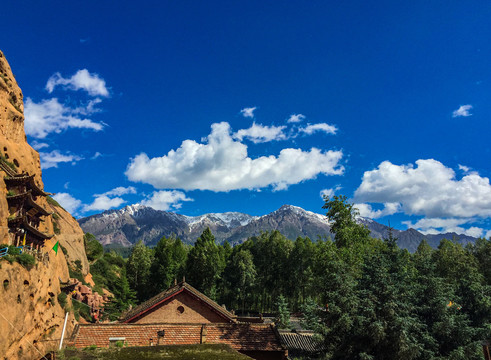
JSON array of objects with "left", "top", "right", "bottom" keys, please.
[{"left": 2, "top": 1, "right": 491, "bottom": 237}]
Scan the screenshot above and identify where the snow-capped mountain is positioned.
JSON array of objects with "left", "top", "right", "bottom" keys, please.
[{"left": 78, "top": 204, "right": 478, "bottom": 252}]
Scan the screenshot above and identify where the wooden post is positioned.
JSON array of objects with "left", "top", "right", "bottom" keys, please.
[{"left": 483, "top": 341, "right": 491, "bottom": 360}]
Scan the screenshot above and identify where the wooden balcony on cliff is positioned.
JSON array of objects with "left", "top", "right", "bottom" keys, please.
[
  {"left": 0, "top": 157, "right": 17, "bottom": 177},
  {"left": 7, "top": 190, "right": 51, "bottom": 217},
  {"left": 4, "top": 173, "right": 51, "bottom": 197},
  {"left": 7, "top": 213, "right": 53, "bottom": 249}
]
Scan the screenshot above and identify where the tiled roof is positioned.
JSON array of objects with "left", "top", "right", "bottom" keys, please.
[
  {"left": 207, "top": 324, "right": 284, "bottom": 351},
  {"left": 120, "top": 282, "right": 236, "bottom": 323},
  {"left": 4, "top": 173, "right": 51, "bottom": 196},
  {"left": 70, "top": 323, "right": 285, "bottom": 352},
  {"left": 277, "top": 330, "right": 325, "bottom": 354}
]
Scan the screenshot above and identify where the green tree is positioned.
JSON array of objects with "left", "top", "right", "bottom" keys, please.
[
  {"left": 322, "top": 195, "right": 371, "bottom": 248},
  {"left": 150, "top": 236, "right": 188, "bottom": 295},
  {"left": 90, "top": 251, "right": 136, "bottom": 320},
  {"left": 288, "top": 236, "right": 315, "bottom": 310},
  {"left": 223, "top": 248, "right": 256, "bottom": 313},
  {"left": 274, "top": 295, "right": 291, "bottom": 329},
  {"left": 84, "top": 232, "right": 103, "bottom": 262},
  {"left": 126, "top": 240, "right": 154, "bottom": 302},
  {"left": 186, "top": 228, "right": 225, "bottom": 299},
  {"left": 250, "top": 231, "right": 293, "bottom": 312}
]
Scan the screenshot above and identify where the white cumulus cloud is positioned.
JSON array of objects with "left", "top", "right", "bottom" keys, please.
[
  {"left": 52, "top": 193, "right": 82, "bottom": 214},
  {"left": 240, "top": 107, "right": 256, "bottom": 118},
  {"left": 402, "top": 217, "right": 486, "bottom": 238},
  {"left": 287, "top": 114, "right": 305, "bottom": 123},
  {"left": 31, "top": 141, "right": 49, "bottom": 150},
  {"left": 452, "top": 104, "right": 473, "bottom": 118},
  {"left": 300, "top": 123, "right": 338, "bottom": 135},
  {"left": 83, "top": 195, "right": 126, "bottom": 212},
  {"left": 320, "top": 185, "right": 342, "bottom": 199},
  {"left": 234, "top": 122, "right": 287, "bottom": 143},
  {"left": 46, "top": 69, "right": 109, "bottom": 97},
  {"left": 96, "top": 186, "right": 137, "bottom": 197},
  {"left": 126, "top": 122, "right": 344, "bottom": 192},
  {"left": 24, "top": 98, "right": 105, "bottom": 139},
  {"left": 355, "top": 202, "right": 401, "bottom": 219},
  {"left": 354, "top": 159, "right": 491, "bottom": 219},
  {"left": 141, "top": 190, "right": 193, "bottom": 211},
  {"left": 39, "top": 150, "right": 83, "bottom": 169}
]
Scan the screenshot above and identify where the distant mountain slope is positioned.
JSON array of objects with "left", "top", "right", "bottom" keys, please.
[{"left": 78, "top": 204, "right": 478, "bottom": 252}]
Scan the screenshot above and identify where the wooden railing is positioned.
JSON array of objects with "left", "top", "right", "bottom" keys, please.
[
  {"left": 0, "top": 158, "right": 17, "bottom": 176},
  {"left": 0, "top": 247, "right": 8, "bottom": 258}
]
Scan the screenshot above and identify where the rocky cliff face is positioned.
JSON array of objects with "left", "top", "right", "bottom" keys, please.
[{"left": 0, "top": 50, "right": 89, "bottom": 360}]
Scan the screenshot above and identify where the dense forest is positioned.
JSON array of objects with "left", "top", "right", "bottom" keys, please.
[{"left": 83, "top": 196, "right": 491, "bottom": 359}]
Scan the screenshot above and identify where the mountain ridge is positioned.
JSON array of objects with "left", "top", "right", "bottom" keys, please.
[{"left": 78, "top": 204, "right": 478, "bottom": 252}]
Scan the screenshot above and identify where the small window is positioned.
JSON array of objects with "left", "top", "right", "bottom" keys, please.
[{"left": 177, "top": 306, "right": 185, "bottom": 314}]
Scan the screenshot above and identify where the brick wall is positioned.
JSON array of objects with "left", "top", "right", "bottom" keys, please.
[
  {"left": 71, "top": 323, "right": 284, "bottom": 352},
  {"left": 133, "top": 292, "right": 228, "bottom": 324}
]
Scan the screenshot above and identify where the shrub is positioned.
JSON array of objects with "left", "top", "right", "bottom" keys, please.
[
  {"left": 53, "top": 221, "right": 61, "bottom": 235},
  {"left": 84, "top": 233, "right": 103, "bottom": 262},
  {"left": 58, "top": 292, "right": 67, "bottom": 309},
  {"left": 7, "top": 245, "right": 21, "bottom": 255},
  {"left": 59, "top": 243, "right": 68, "bottom": 256},
  {"left": 73, "top": 300, "right": 92, "bottom": 322},
  {"left": 74, "top": 260, "right": 83, "bottom": 272},
  {"left": 46, "top": 196, "right": 62, "bottom": 208},
  {"left": 16, "top": 253, "right": 36, "bottom": 270},
  {"left": 69, "top": 267, "right": 85, "bottom": 284}
]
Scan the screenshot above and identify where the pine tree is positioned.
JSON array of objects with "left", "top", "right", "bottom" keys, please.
[{"left": 274, "top": 295, "right": 291, "bottom": 329}]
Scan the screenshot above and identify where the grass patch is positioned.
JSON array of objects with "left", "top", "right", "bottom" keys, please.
[
  {"left": 58, "top": 292, "right": 67, "bottom": 309},
  {"left": 17, "top": 253, "right": 36, "bottom": 270},
  {"left": 61, "top": 344, "right": 251, "bottom": 360},
  {"left": 53, "top": 220, "right": 61, "bottom": 235},
  {"left": 0, "top": 155, "right": 16, "bottom": 171},
  {"left": 0, "top": 246, "right": 36, "bottom": 270},
  {"left": 47, "top": 196, "right": 62, "bottom": 208}
]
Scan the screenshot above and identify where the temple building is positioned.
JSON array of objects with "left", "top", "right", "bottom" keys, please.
[
  {"left": 1, "top": 159, "right": 53, "bottom": 249},
  {"left": 70, "top": 281, "right": 288, "bottom": 360}
]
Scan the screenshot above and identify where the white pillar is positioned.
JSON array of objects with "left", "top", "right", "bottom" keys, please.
[{"left": 59, "top": 312, "right": 69, "bottom": 350}]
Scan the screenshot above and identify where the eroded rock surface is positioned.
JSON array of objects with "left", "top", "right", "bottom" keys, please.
[{"left": 0, "top": 50, "right": 90, "bottom": 360}]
